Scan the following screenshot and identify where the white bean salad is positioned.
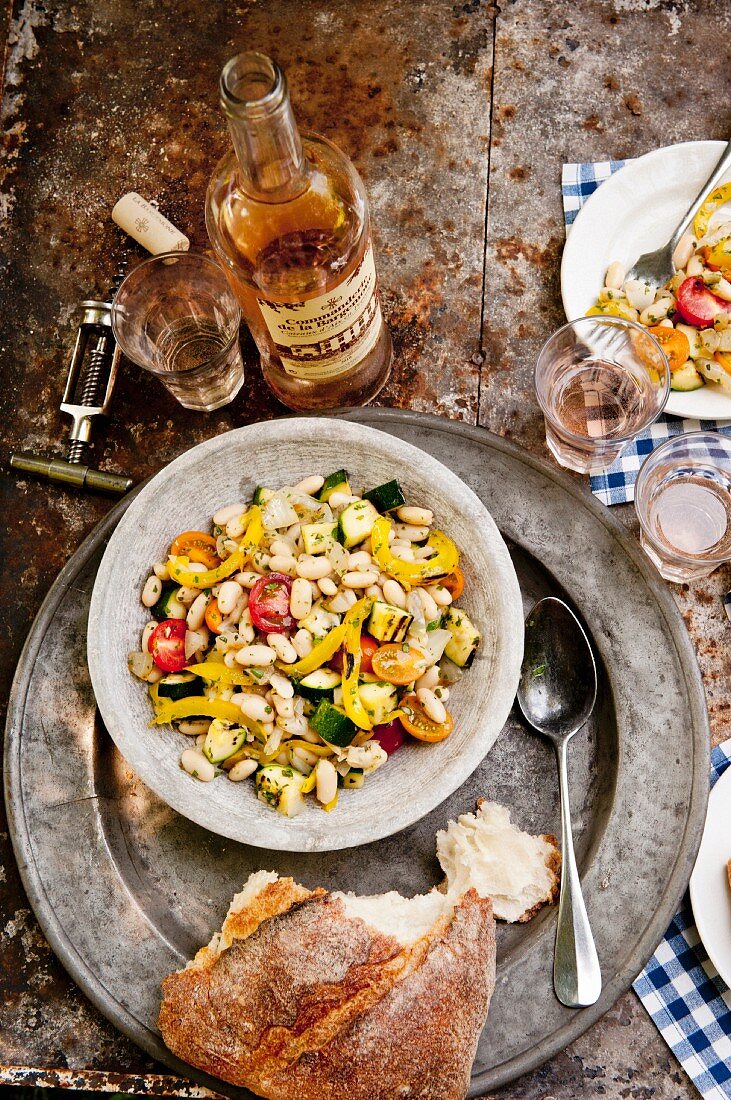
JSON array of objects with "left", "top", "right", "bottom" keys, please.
[
  {"left": 128, "top": 470, "right": 481, "bottom": 817},
  {"left": 589, "top": 182, "right": 731, "bottom": 392}
]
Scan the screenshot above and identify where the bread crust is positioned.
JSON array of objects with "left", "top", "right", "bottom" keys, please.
[{"left": 159, "top": 879, "right": 495, "bottom": 1100}]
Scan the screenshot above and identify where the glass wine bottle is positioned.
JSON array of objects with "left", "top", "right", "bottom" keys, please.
[{"left": 206, "top": 52, "right": 393, "bottom": 411}]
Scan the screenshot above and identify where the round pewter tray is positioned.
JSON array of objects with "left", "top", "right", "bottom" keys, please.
[{"left": 4, "top": 410, "right": 709, "bottom": 1095}]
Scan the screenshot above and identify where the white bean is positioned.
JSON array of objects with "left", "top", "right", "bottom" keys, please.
[
  {"left": 433, "top": 686, "right": 450, "bottom": 702},
  {"left": 147, "top": 666, "right": 164, "bottom": 683},
  {"left": 235, "top": 644, "right": 276, "bottom": 667},
  {"left": 686, "top": 254, "right": 705, "bottom": 277},
  {"left": 416, "top": 666, "right": 441, "bottom": 691},
  {"left": 270, "top": 538, "right": 297, "bottom": 558},
  {"left": 672, "top": 232, "right": 695, "bottom": 271},
  {"left": 214, "top": 501, "right": 248, "bottom": 526},
  {"left": 366, "top": 585, "right": 383, "bottom": 600},
  {"left": 348, "top": 550, "right": 372, "bottom": 569},
  {"left": 391, "top": 546, "right": 415, "bottom": 562},
  {"left": 604, "top": 261, "right": 625, "bottom": 289},
  {"left": 273, "top": 696, "right": 295, "bottom": 719},
  {"left": 141, "top": 575, "right": 162, "bottom": 607},
  {"left": 176, "top": 585, "right": 201, "bottom": 607},
  {"left": 178, "top": 719, "right": 211, "bottom": 736},
  {"left": 342, "top": 570, "right": 376, "bottom": 589},
  {"left": 316, "top": 759, "right": 338, "bottom": 805},
  {"left": 269, "top": 672, "right": 294, "bottom": 699},
  {"left": 416, "top": 688, "right": 447, "bottom": 724},
  {"left": 187, "top": 592, "right": 210, "bottom": 630},
  {"left": 251, "top": 550, "right": 271, "bottom": 573},
  {"left": 657, "top": 318, "right": 675, "bottom": 328},
  {"left": 328, "top": 491, "right": 355, "bottom": 509},
  {"left": 318, "top": 576, "right": 338, "bottom": 596},
  {"left": 195, "top": 734, "right": 207, "bottom": 749},
  {"left": 292, "top": 628, "right": 313, "bottom": 659},
  {"left": 382, "top": 579, "right": 407, "bottom": 609},
  {"left": 223, "top": 650, "right": 239, "bottom": 668},
  {"left": 427, "top": 584, "right": 452, "bottom": 607},
  {"left": 417, "top": 587, "right": 440, "bottom": 622},
  {"left": 396, "top": 506, "right": 433, "bottom": 526},
  {"left": 328, "top": 589, "right": 358, "bottom": 613},
  {"left": 267, "top": 633, "right": 298, "bottom": 663},
  {"left": 180, "top": 749, "right": 215, "bottom": 782},
  {"left": 228, "top": 758, "right": 258, "bottom": 782},
  {"left": 141, "top": 621, "right": 157, "bottom": 650},
  {"left": 294, "top": 474, "right": 325, "bottom": 495},
  {"left": 233, "top": 692, "right": 274, "bottom": 722},
  {"left": 269, "top": 554, "right": 298, "bottom": 575},
  {"left": 218, "top": 580, "right": 244, "bottom": 615},
  {"left": 225, "top": 513, "right": 248, "bottom": 539},
  {"left": 235, "top": 570, "right": 261, "bottom": 589},
  {"left": 153, "top": 561, "right": 170, "bottom": 580},
  {"left": 290, "top": 577, "right": 312, "bottom": 620},
  {"left": 296, "top": 555, "right": 332, "bottom": 580},
  {"left": 640, "top": 299, "right": 672, "bottom": 325},
  {"left": 393, "top": 523, "right": 430, "bottom": 542}
]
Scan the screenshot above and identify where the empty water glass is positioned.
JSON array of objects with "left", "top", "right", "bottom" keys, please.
[
  {"left": 535, "top": 317, "right": 670, "bottom": 474},
  {"left": 634, "top": 432, "right": 731, "bottom": 582},
  {"left": 112, "top": 252, "right": 245, "bottom": 412}
]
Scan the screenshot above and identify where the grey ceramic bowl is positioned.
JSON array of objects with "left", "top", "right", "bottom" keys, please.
[{"left": 87, "top": 418, "right": 524, "bottom": 851}]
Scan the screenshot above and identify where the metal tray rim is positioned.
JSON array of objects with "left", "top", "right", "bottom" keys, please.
[{"left": 4, "top": 409, "right": 710, "bottom": 1095}]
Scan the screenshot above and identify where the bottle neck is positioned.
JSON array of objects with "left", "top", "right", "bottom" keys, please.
[{"left": 220, "top": 53, "right": 308, "bottom": 203}]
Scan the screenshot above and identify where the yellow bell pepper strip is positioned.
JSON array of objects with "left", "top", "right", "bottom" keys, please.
[
  {"left": 371, "top": 517, "right": 459, "bottom": 585},
  {"left": 288, "top": 739, "right": 334, "bottom": 757},
  {"left": 323, "top": 792, "right": 339, "bottom": 812},
  {"left": 167, "top": 506, "right": 263, "bottom": 587},
  {"left": 342, "top": 597, "right": 375, "bottom": 730},
  {"left": 278, "top": 623, "right": 347, "bottom": 678},
  {"left": 151, "top": 696, "right": 257, "bottom": 730},
  {"left": 184, "top": 661, "right": 256, "bottom": 687},
  {"left": 694, "top": 183, "right": 731, "bottom": 240},
  {"left": 300, "top": 770, "right": 318, "bottom": 794}
]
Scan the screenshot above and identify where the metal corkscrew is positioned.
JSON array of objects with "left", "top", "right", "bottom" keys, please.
[{"left": 10, "top": 265, "right": 133, "bottom": 494}]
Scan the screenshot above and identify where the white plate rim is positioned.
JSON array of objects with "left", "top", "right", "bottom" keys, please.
[
  {"left": 561, "top": 139, "right": 731, "bottom": 422},
  {"left": 689, "top": 746, "right": 731, "bottom": 987}
]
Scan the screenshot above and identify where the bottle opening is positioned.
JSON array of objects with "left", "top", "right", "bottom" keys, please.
[{"left": 220, "top": 52, "right": 285, "bottom": 117}]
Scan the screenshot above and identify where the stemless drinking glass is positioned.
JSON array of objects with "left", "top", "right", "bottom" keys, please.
[
  {"left": 634, "top": 432, "right": 731, "bottom": 582},
  {"left": 112, "top": 252, "right": 245, "bottom": 412},
  {"left": 535, "top": 317, "right": 670, "bottom": 474}
]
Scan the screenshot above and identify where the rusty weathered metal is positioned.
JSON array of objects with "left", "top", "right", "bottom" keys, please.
[{"left": 0, "top": 0, "right": 729, "bottom": 1096}]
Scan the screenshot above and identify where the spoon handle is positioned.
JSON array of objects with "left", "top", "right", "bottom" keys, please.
[{"left": 553, "top": 737, "right": 602, "bottom": 1008}]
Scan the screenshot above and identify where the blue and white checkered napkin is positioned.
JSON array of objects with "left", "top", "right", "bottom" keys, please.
[
  {"left": 633, "top": 741, "right": 731, "bottom": 1099},
  {"left": 561, "top": 160, "right": 731, "bottom": 507}
]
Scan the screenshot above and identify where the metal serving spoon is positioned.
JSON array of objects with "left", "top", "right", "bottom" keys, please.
[
  {"left": 517, "top": 597, "right": 602, "bottom": 1008},
  {"left": 626, "top": 139, "right": 731, "bottom": 290}
]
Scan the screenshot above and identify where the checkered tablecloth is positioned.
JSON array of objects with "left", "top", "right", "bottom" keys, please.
[
  {"left": 633, "top": 741, "right": 731, "bottom": 1099},
  {"left": 561, "top": 160, "right": 731, "bottom": 506}
]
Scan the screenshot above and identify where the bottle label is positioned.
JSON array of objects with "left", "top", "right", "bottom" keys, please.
[{"left": 256, "top": 241, "right": 383, "bottom": 380}]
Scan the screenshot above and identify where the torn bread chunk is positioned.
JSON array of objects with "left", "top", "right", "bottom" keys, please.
[{"left": 438, "top": 799, "right": 560, "bottom": 922}]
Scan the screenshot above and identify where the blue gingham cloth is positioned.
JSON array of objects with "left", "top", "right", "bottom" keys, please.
[
  {"left": 561, "top": 160, "right": 731, "bottom": 506},
  {"left": 633, "top": 741, "right": 731, "bottom": 1099}
]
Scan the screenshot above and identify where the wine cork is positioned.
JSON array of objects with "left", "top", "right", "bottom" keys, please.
[{"left": 112, "top": 192, "right": 189, "bottom": 255}]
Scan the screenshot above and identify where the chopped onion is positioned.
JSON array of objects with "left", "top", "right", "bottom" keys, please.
[
  {"left": 127, "top": 650, "right": 154, "bottom": 681},
  {"left": 696, "top": 220, "right": 731, "bottom": 250},
  {"left": 185, "top": 628, "right": 209, "bottom": 661},
  {"left": 281, "top": 488, "right": 333, "bottom": 524},
  {"left": 327, "top": 540, "right": 349, "bottom": 575},
  {"left": 262, "top": 493, "right": 299, "bottom": 531},
  {"left": 438, "top": 655, "right": 464, "bottom": 685},
  {"left": 407, "top": 590, "right": 427, "bottom": 631},
  {"left": 420, "top": 628, "right": 453, "bottom": 665}
]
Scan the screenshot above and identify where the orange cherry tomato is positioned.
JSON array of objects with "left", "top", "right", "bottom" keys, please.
[
  {"left": 170, "top": 531, "right": 220, "bottom": 569},
  {"left": 441, "top": 567, "right": 465, "bottom": 600},
  {"left": 715, "top": 351, "right": 731, "bottom": 375},
  {"left": 647, "top": 325, "right": 690, "bottom": 373},
  {"left": 703, "top": 238, "right": 731, "bottom": 277},
  {"left": 371, "top": 643, "right": 427, "bottom": 686},
  {"left": 399, "top": 693, "right": 454, "bottom": 742},
  {"left": 204, "top": 598, "right": 225, "bottom": 634},
  {"left": 330, "top": 633, "right": 379, "bottom": 674}
]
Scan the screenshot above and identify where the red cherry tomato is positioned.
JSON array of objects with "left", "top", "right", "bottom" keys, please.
[
  {"left": 675, "top": 276, "right": 725, "bottom": 329},
  {"left": 330, "top": 633, "right": 379, "bottom": 673},
  {"left": 372, "top": 719, "right": 406, "bottom": 754},
  {"left": 249, "top": 573, "right": 295, "bottom": 634},
  {"left": 148, "top": 618, "right": 187, "bottom": 672}
]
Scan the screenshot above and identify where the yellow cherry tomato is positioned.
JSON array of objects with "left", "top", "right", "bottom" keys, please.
[{"left": 399, "top": 694, "right": 454, "bottom": 743}]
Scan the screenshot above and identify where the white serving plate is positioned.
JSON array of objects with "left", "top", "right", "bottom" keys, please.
[
  {"left": 561, "top": 140, "right": 731, "bottom": 421},
  {"left": 87, "top": 417, "right": 524, "bottom": 852},
  {"left": 689, "top": 751, "right": 731, "bottom": 988}
]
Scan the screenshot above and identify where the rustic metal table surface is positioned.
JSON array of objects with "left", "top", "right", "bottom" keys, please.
[{"left": 1, "top": 1, "right": 729, "bottom": 1097}]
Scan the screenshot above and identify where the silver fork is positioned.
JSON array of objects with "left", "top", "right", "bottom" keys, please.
[{"left": 626, "top": 140, "right": 731, "bottom": 291}]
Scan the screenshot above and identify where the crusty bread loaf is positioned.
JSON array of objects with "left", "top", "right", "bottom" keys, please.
[
  {"left": 438, "top": 799, "right": 560, "bottom": 922},
  {"left": 159, "top": 875, "right": 496, "bottom": 1100}
]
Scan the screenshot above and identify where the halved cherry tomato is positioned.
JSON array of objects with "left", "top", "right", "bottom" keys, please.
[
  {"left": 170, "top": 531, "right": 220, "bottom": 569},
  {"left": 703, "top": 237, "right": 731, "bottom": 277},
  {"left": 646, "top": 325, "right": 690, "bottom": 373},
  {"left": 441, "top": 567, "right": 465, "bottom": 600},
  {"left": 675, "top": 277, "right": 725, "bottom": 329},
  {"left": 330, "top": 633, "right": 379, "bottom": 674},
  {"left": 715, "top": 351, "right": 731, "bottom": 375},
  {"left": 204, "top": 598, "right": 225, "bottom": 634},
  {"left": 399, "top": 692, "right": 454, "bottom": 743},
  {"left": 249, "top": 573, "right": 295, "bottom": 634},
  {"left": 371, "top": 643, "right": 427, "bottom": 686},
  {"left": 148, "top": 618, "right": 187, "bottom": 672},
  {"left": 372, "top": 719, "right": 406, "bottom": 754}
]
